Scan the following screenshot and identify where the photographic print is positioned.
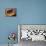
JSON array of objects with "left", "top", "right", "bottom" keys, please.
[{"left": 5, "top": 8, "right": 16, "bottom": 17}]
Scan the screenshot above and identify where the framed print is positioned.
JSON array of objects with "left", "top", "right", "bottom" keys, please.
[{"left": 18, "top": 24, "right": 46, "bottom": 42}]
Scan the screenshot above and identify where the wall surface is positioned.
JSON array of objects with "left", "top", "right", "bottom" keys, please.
[{"left": 0, "top": 0, "right": 46, "bottom": 45}]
